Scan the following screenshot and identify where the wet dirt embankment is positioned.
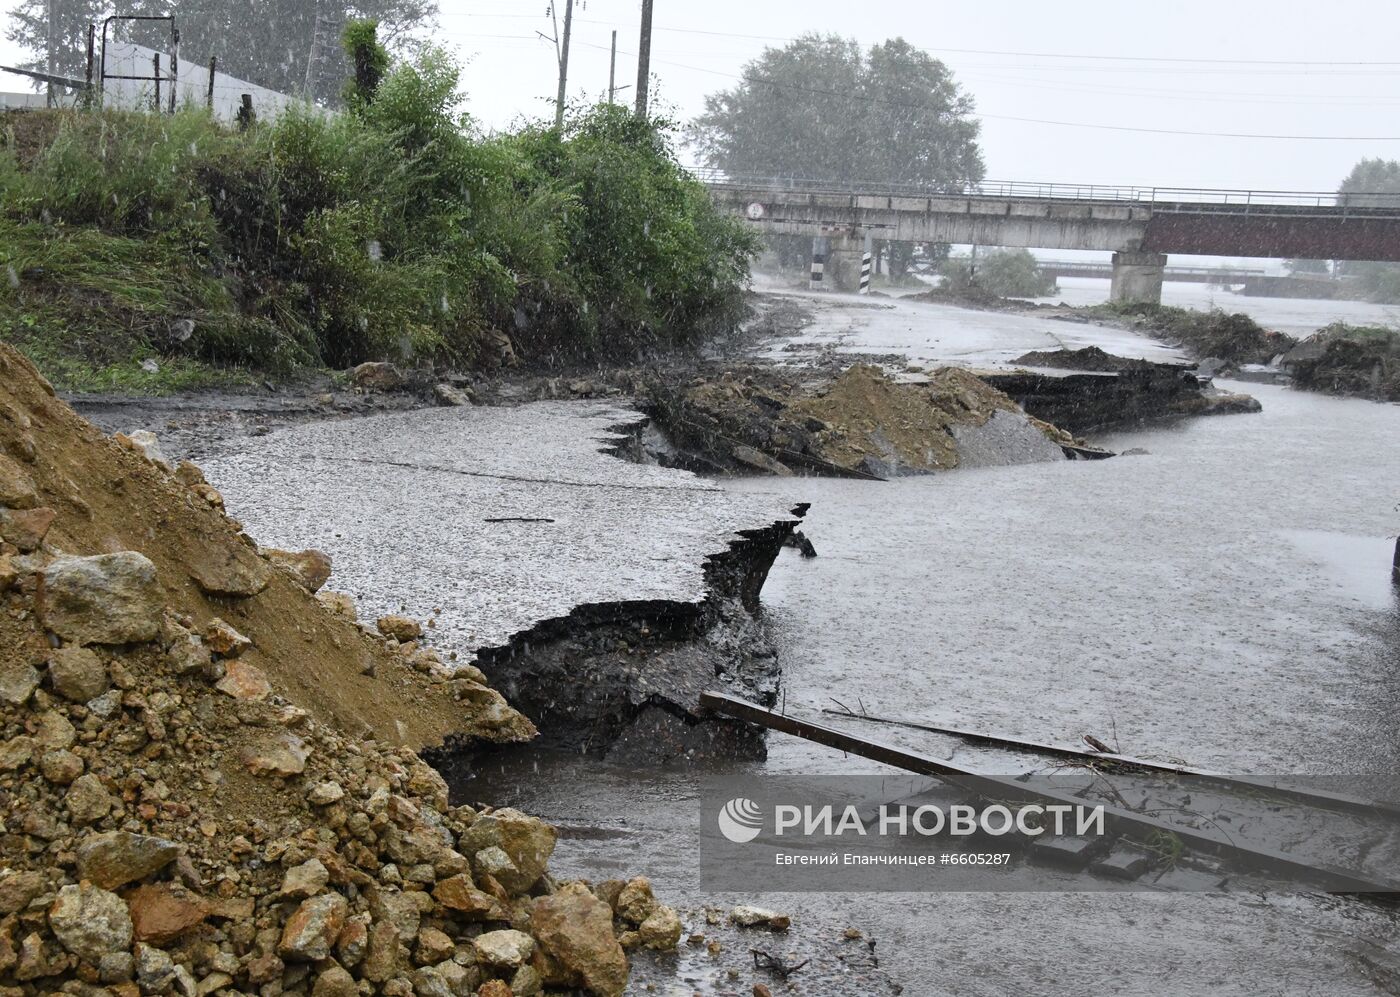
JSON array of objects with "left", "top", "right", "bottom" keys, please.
[{"left": 0, "top": 344, "right": 700, "bottom": 997}]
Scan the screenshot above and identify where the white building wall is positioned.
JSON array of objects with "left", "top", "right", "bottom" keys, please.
[{"left": 100, "top": 41, "right": 302, "bottom": 122}]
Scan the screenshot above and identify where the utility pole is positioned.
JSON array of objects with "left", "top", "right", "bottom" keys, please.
[
  {"left": 608, "top": 29, "right": 616, "bottom": 104},
  {"left": 634, "top": 0, "right": 653, "bottom": 119},
  {"left": 45, "top": 0, "right": 56, "bottom": 106},
  {"left": 552, "top": 0, "right": 573, "bottom": 131},
  {"left": 303, "top": 4, "right": 333, "bottom": 101}
]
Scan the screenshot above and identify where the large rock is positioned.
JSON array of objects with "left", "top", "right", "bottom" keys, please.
[
  {"left": 187, "top": 545, "right": 273, "bottom": 598},
  {"left": 125, "top": 884, "right": 208, "bottom": 944},
  {"left": 279, "top": 893, "right": 349, "bottom": 961},
  {"left": 48, "top": 882, "right": 132, "bottom": 963},
  {"left": 637, "top": 905, "right": 682, "bottom": 950},
  {"left": 39, "top": 748, "right": 83, "bottom": 784},
  {"left": 312, "top": 965, "right": 359, "bottom": 997},
  {"left": 114, "top": 430, "right": 173, "bottom": 471},
  {"left": 351, "top": 362, "right": 407, "bottom": 392},
  {"left": 433, "top": 874, "right": 507, "bottom": 921},
  {"left": 360, "top": 921, "right": 404, "bottom": 983},
  {"left": 215, "top": 659, "right": 271, "bottom": 701},
  {"left": 614, "top": 877, "right": 656, "bottom": 925},
  {"left": 33, "top": 709, "right": 76, "bottom": 750},
  {"left": 279, "top": 858, "right": 329, "bottom": 899},
  {"left": 0, "top": 660, "right": 40, "bottom": 705},
  {"left": 66, "top": 773, "right": 113, "bottom": 825},
  {"left": 0, "top": 507, "right": 54, "bottom": 551},
  {"left": 0, "top": 453, "right": 37, "bottom": 508},
  {"left": 529, "top": 883, "right": 628, "bottom": 997},
  {"left": 473, "top": 929, "right": 535, "bottom": 970},
  {"left": 135, "top": 943, "right": 178, "bottom": 994},
  {"left": 369, "top": 890, "right": 423, "bottom": 941},
  {"left": 415, "top": 926, "right": 455, "bottom": 964},
  {"left": 40, "top": 552, "right": 163, "bottom": 646},
  {"left": 0, "top": 735, "right": 33, "bottom": 770},
  {"left": 728, "top": 905, "right": 790, "bottom": 931},
  {"left": 263, "top": 548, "right": 333, "bottom": 592},
  {"left": 316, "top": 590, "right": 358, "bottom": 620},
  {"left": 459, "top": 808, "right": 557, "bottom": 894},
  {"left": 433, "top": 383, "right": 473, "bottom": 407},
  {"left": 242, "top": 732, "right": 311, "bottom": 777},
  {"left": 203, "top": 618, "right": 252, "bottom": 657},
  {"left": 0, "top": 553, "right": 18, "bottom": 592},
  {"left": 46, "top": 646, "right": 110, "bottom": 702},
  {"left": 0, "top": 870, "right": 46, "bottom": 914},
  {"left": 376, "top": 615, "right": 422, "bottom": 642},
  {"left": 76, "top": 831, "right": 181, "bottom": 890}
]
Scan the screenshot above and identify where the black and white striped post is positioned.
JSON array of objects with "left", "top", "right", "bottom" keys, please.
[
  {"left": 858, "top": 232, "right": 873, "bottom": 294},
  {"left": 810, "top": 237, "right": 826, "bottom": 290}
]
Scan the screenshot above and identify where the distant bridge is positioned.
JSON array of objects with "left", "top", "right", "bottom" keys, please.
[
  {"left": 1034, "top": 260, "right": 1267, "bottom": 284},
  {"left": 701, "top": 171, "right": 1400, "bottom": 301}
]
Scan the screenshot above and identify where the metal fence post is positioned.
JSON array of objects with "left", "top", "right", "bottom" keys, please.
[
  {"left": 169, "top": 27, "right": 179, "bottom": 113},
  {"left": 236, "top": 93, "right": 255, "bottom": 131},
  {"left": 152, "top": 52, "right": 160, "bottom": 112},
  {"left": 83, "top": 23, "right": 95, "bottom": 106},
  {"left": 207, "top": 57, "right": 216, "bottom": 110}
]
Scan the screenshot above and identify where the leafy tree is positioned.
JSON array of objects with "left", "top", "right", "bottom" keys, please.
[
  {"left": 1338, "top": 158, "right": 1400, "bottom": 205},
  {"left": 2, "top": 0, "right": 105, "bottom": 92},
  {"left": 1334, "top": 158, "right": 1400, "bottom": 301},
  {"left": 342, "top": 19, "right": 389, "bottom": 111},
  {"left": 940, "top": 249, "right": 1056, "bottom": 298},
  {"left": 691, "top": 34, "right": 983, "bottom": 277},
  {"left": 691, "top": 34, "right": 983, "bottom": 188},
  {"left": 4, "top": 0, "right": 437, "bottom": 105},
  {"left": 1284, "top": 258, "right": 1331, "bottom": 276}
]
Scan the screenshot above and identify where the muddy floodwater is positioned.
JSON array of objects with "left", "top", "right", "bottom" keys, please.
[{"left": 471, "top": 381, "right": 1400, "bottom": 995}]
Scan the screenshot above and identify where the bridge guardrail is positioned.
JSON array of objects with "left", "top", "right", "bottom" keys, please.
[{"left": 689, "top": 167, "right": 1400, "bottom": 212}]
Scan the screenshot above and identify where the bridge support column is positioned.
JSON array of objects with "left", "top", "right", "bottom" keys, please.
[
  {"left": 1110, "top": 250, "right": 1167, "bottom": 306},
  {"left": 825, "top": 234, "right": 868, "bottom": 292}
]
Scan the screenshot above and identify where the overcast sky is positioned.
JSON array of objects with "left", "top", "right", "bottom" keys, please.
[{"left": 5, "top": 0, "right": 1400, "bottom": 193}]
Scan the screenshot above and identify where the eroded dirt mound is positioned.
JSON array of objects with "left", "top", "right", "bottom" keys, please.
[
  {"left": 644, "top": 362, "right": 1078, "bottom": 477},
  {"left": 0, "top": 345, "right": 529, "bottom": 751},
  {"left": 1012, "top": 346, "right": 1152, "bottom": 373},
  {"left": 0, "top": 343, "right": 686, "bottom": 994},
  {"left": 1285, "top": 325, "right": 1400, "bottom": 401}
]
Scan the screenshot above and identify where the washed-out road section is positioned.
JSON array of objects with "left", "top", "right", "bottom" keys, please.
[{"left": 199, "top": 400, "right": 797, "bottom": 659}]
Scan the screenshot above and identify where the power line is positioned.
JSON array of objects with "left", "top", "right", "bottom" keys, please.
[
  {"left": 437, "top": 14, "right": 1400, "bottom": 71},
  {"left": 525, "top": 17, "right": 1400, "bottom": 68},
  {"left": 572, "top": 40, "right": 1400, "bottom": 140}
]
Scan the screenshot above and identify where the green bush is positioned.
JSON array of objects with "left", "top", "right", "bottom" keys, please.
[
  {"left": 0, "top": 45, "right": 756, "bottom": 389},
  {"left": 504, "top": 104, "right": 757, "bottom": 358},
  {"left": 940, "top": 249, "right": 1057, "bottom": 298}
]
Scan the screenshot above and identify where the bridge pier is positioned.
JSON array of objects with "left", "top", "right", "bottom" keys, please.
[
  {"left": 824, "top": 234, "right": 868, "bottom": 292},
  {"left": 1109, "top": 250, "right": 1167, "bottom": 306}
]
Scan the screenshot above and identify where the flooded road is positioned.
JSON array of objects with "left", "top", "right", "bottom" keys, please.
[
  {"left": 472, "top": 382, "right": 1400, "bottom": 995},
  {"left": 740, "top": 381, "right": 1400, "bottom": 776},
  {"left": 1047, "top": 276, "right": 1400, "bottom": 337}
]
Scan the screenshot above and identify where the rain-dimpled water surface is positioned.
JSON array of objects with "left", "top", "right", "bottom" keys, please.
[{"left": 471, "top": 379, "right": 1400, "bottom": 995}]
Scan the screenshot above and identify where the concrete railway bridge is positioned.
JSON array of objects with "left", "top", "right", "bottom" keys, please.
[{"left": 701, "top": 171, "right": 1400, "bottom": 302}]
